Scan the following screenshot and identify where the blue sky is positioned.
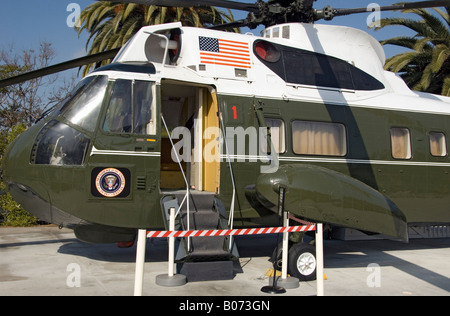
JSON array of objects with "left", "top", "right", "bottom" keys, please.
[
  {"left": 0, "top": 0, "right": 444, "bottom": 82},
  {"left": 1, "top": 1, "right": 91, "bottom": 61}
]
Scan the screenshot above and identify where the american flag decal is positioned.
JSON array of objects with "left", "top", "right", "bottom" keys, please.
[{"left": 199, "top": 36, "right": 251, "bottom": 69}]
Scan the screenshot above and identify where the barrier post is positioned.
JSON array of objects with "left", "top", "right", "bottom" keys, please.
[
  {"left": 262, "top": 187, "right": 299, "bottom": 293},
  {"left": 134, "top": 229, "right": 147, "bottom": 296},
  {"left": 168, "top": 207, "right": 175, "bottom": 277},
  {"left": 155, "top": 208, "right": 187, "bottom": 287},
  {"left": 281, "top": 211, "right": 289, "bottom": 280},
  {"left": 316, "top": 223, "right": 324, "bottom": 296},
  {"left": 277, "top": 210, "right": 300, "bottom": 289}
]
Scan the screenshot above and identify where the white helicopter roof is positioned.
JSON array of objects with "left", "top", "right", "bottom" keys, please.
[
  {"left": 262, "top": 23, "right": 386, "bottom": 78},
  {"left": 113, "top": 21, "right": 385, "bottom": 84},
  {"left": 108, "top": 21, "right": 450, "bottom": 115}
]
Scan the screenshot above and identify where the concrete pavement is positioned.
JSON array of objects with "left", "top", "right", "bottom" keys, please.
[{"left": 1, "top": 226, "right": 449, "bottom": 296}]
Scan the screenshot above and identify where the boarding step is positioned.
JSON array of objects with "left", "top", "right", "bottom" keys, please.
[
  {"left": 160, "top": 190, "right": 240, "bottom": 282},
  {"left": 176, "top": 261, "right": 235, "bottom": 282}
]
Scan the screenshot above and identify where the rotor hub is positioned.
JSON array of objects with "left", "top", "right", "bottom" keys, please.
[{"left": 256, "top": 0, "right": 317, "bottom": 27}]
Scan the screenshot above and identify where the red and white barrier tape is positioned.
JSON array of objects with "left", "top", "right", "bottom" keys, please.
[{"left": 147, "top": 225, "right": 315, "bottom": 238}]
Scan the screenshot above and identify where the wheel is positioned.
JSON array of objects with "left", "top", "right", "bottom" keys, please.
[
  {"left": 288, "top": 243, "right": 316, "bottom": 281},
  {"left": 270, "top": 242, "right": 284, "bottom": 271}
]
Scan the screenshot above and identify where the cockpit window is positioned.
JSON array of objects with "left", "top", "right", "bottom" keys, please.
[
  {"left": 103, "top": 80, "right": 132, "bottom": 133},
  {"left": 61, "top": 75, "right": 108, "bottom": 132},
  {"left": 102, "top": 79, "right": 156, "bottom": 135},
  {"left": 32, "top": 120, "right": 90, "bottom": 166}
]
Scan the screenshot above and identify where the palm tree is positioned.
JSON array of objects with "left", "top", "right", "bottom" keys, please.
[
  {"left": 76, "top": 2, "right": 238, "bottom": 76},
  {"left": 371, "top": 7, "right": 450, "bottom": 96}
]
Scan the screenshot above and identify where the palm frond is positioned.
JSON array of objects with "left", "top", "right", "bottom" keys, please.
[
  {"left": 76, "top": 2, "right": 239, "bottom": 76},
  {"left": 441, "top": 76, "right": 450, "bottom": 96},
  {"left": 374, "top": 7, "right": 450, "bottom": 96}
]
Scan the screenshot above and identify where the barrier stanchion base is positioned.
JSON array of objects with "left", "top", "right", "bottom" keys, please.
[
  {"left": 261, "top": 285, "right": 286, "bottom": 294},
  {"left": 269, "top": 276, "right": 299, "bottom": 289},
  {"left": 156, "top": 274, "right": 187, "bottom": 287}
]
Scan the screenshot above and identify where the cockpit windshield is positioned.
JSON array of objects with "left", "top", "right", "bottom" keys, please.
[
  {"left": 60, "top": 75, "right": 108, "bottom": 132},
  {"left": 31, "top": 75, "right": 157, "bottom": 166}
]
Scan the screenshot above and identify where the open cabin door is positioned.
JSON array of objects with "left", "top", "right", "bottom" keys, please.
[
  {"left": 160, "top": 81, "right": 220, "bottom": 193},
  {"left": 201, "top": 88, "right": 220, "bottom": 192},
  {"left": 159, "top": 82, "right": 238, "bottom": 280}
]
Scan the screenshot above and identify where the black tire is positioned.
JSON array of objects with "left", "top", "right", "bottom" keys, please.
[
  {"left": 288, "top": 243, "right": 317, "bottom": 281},
  {"left": 270, "top": 242, "right": 284, "bottom": 270}
]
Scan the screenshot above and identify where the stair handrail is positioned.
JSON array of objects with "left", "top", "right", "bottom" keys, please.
[
  {"left": 218, "top": 111, "right": 237, "bottom": 249},
  {"left": 161, "top": 114, "right": 191, "bottom": 251}
]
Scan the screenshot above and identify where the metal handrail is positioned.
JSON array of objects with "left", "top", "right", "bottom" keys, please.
[
  {"left": 218, "top": 111, "right": 237, "bottom": 249},
  {"left": 161, "top": 114, "right": 191, "bottom": 251}
]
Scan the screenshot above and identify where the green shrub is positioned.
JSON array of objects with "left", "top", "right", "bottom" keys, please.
[
  {"left": 0, "top": 182, "right": 38, "bottom": 226},
  {"left": 0, "top": 124, "right": 38, "bottom": 226}
]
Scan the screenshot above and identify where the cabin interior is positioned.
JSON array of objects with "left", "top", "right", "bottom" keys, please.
[{"left": 159, "top": 81, "right": 220, "bottom": 193}]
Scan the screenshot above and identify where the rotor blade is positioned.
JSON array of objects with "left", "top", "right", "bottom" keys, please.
[
  {"left": 206, "top": 19, "right": 250, "bottom": 30},
  {"left": 102, "top": 0, "right": 259, "bottom": 12},
  {"left": 330, "top": 0, "right": 450, "bottom": 18},
  {"left": 0, "top": 48, "right": 120, "bottom": 89}
]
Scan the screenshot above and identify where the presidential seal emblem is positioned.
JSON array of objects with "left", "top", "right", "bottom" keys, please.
[{"left": 95, "top": 168, "right": 126, "bottom": 197}]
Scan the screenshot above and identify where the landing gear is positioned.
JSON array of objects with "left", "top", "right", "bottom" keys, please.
[
  {"left": 288, "top": 243, "right": 316, "bottom": 281},
  {"left": 271, "top": 241, "right": 317, "bottom": 282},
  {"left": 267, "top": 187, "right": 319, "bottom": 284}
]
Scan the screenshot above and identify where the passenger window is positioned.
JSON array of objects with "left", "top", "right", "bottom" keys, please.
[
  {"left": 390, "top": 127, "right": 412, "bottom": 159},
  {"left": 103, "top": 79, "right": 156, "bottom": 135},
  {"left": 429, "top": 132, "right": 447, "bottom": 157},
  {"left": 261, "top": 118, "right": 285, "bottom": 154},
  {"left": 292, "top": 121, "right": 347, "bottom": 156}
]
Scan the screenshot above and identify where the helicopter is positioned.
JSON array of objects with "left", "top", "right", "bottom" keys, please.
[{"left": 1, "top": 0, "right": 450, "bottom": 282}]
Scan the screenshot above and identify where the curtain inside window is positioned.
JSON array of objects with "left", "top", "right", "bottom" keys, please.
[
  {"left": 429, "top": 132, "right": 447, "bottom": 157},
  {"left": 292, "top": 121, "right": 346, "bottom": 156},
  {"left": 390, "top": 128, "right": 411, "bottom": 159}
]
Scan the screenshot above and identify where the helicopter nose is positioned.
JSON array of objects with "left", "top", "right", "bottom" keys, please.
[
  {"left": 2, "top": 123, "right": 84, "bottom": 227},
  {"left": 2, "top": 125, "right": 36, "bottom": 186},
  {"left": 2, "top": 123, "right": 53, "bottom": 223},
  {"left": 3, "top": 121, "right": 44, "bottom": 177}
]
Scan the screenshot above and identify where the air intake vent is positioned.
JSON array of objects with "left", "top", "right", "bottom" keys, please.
[{"left": 136, "top": 176, "right": 146, "bottom": 190}]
